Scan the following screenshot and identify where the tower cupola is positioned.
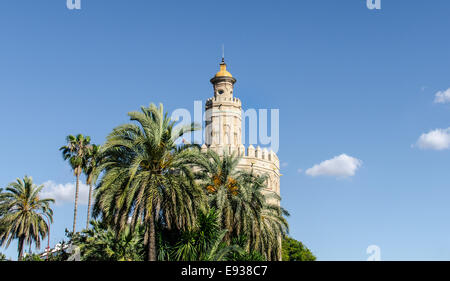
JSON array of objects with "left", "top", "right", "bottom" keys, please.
[
  {"left": 214, "top": 58, "right": 233, "bottom": 78},
  {"left": 210, "top": 58, "right": 236, "bottom": 98}
]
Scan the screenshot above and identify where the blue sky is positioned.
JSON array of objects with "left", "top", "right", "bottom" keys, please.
[{"left": 1, "top": 0, "right": 450, "bottom": 260}]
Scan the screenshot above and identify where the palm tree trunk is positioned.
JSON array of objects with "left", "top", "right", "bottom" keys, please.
[
  {"left": 73, "top": 171, "right": 80, "bottom": 233},
  {"left": 18, "top": 236, "right": 24, "bottom": 261},
  {"left": 147, "top": 213, "right": 156, "bottom": 261},
  {"left": 143, "top": 221, "right": 149, "bottom": 260},
  {"left": 278, "top": 235, "right": 282, "bottom": 261},
  {"left": 86, "top": 183, "right": 93, "bottom": 229}
]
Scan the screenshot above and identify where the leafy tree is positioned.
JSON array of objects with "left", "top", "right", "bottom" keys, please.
[
  {"left": 226, "top": 235, "right": 266, "bottom": 261},
  {"left": 68, "top": 220, "right": 144, "bottom": 261},
  {"left": 192, "top": 150, "right": 289, "bottom": 260},
  {"left": 0, "top": 176, "right": 54, "bottom": 260},
  {"left": 93, "top": 103, "right": 205, "bottom": 261},
  {"left": 0, "top": 188, "right": 7, "bottom": 236},
  {"left": 65, "top": 210, "right": 263, "bottom": 262},
  {"left": 83, "top": 144, "right": 101, "bottom": 229},
  {"left": 0, "top": 188, "right": 5, "bottom": 213},
  {"left": 228, "top": 249, "right": 265, "bottom": 261},
  {"left": 60, "top": 134, "right": 92, "bottom": 233},
  {"left": 0, "top": 252, "right": 7, "bottom": 261},
  {"left": 42, "top": 240, "right": 71, "bottom": 261},
  {"left": 22, "top": 253, "right": 44, "bottom": 261},
  {"left": 172, "top": 209, "right": 241, "bottom": 261},
  {"left": 282, "top": 237, "right": 316, "bottom": 261}
]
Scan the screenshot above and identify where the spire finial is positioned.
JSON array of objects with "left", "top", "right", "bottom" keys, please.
[{"left": 213, "top": 45, "right": 233, "bottom": 79}]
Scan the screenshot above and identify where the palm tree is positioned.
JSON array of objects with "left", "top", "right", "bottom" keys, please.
[
  {"left": 173, "top": 209, "right": 241, "bottom": 261},
  {"left": 0, "top": 187, "right": 6, "bottom": 217},
  {"left": 70, "top": 220, "right": 144, "bottom": 261},
  {"left": 243, "top": 175, "right": 289, "bottom": 260},
  {"left": 83, "top": 144, "right": 101, "bottom": 229},
  {"left": 93, "top": 103, "right": 205, "bottom": 261},
  {"left": 193, "top": 150, "right": 289, "bottom": 260},
  {"left": 0, "top": 176, "right": 54, "bottom": 260},
  {"left": 60, "top": 134, "right": 91, "bottom": 233},
  {"left": 0, "top": 188, "right": 7, "bottom": 237}
]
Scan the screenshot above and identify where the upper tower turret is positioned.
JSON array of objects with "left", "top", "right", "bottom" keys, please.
[
  {"left": 210, "top": 58, "right": 236, "bottom": 99},
  {"left": 205, "top": 59, "right": 242, "bottom": 147}
]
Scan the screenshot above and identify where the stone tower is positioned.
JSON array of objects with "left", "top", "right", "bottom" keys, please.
[{"left": 202, "top": 59, "right": 281, "bottom": 205}]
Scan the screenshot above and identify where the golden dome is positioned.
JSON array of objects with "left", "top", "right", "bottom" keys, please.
[{"left": 215, "top": 59, "right": 233, "bottom": 78}]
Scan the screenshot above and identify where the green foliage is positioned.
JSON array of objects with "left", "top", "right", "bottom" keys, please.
[
  {"left": 158, "top": 209, "right": 267, "bottom": 261},
  {"left": 60, "top": 133, "right": 92, "bottom": 233},
  {"left": 60, "top": 134, "right": 92, "bottom": 177},
  {"left": 22, "top": 253, "right": 44, "bottom": 261},
  {"left": 192, "top": 150, "right": 289, "bottom": 260},
  {"left": 45, "top": 241, "right": 71, "bottom": 261},
  {"left": 0, "top": 176, "right": 54, "bottom": 260},
  {"left": 68, "top": 221, "right": 144, "bottom": 261},
  {"left": 42, "top": 102, "right": 298, "bottom": 262},
  {"left": 57, "top": 210, "right": 266, "bottom": 262},
  {"left": 93, "top": 103, "right": 204, "bottom": 261},
  {"left": 0, "top": 188, "right": 6, "bottom": 236},
  {"left": 83, "top": 144, "right": 101, "bottom": 229},
  {"left": 172, "top": 209, "right": 241, "bottom": 261},
  {"left": 228, "top": 250, "right": 266, "bottom": 261},
  {"left": 90, "top": 104, "right": 292, "bottom": 261},
  {"left": 0, "top": 252, "right": 7, "bottom": 261},
  {"left": 282, "top": 237, "right": 316, "bottom": 261},
  {"left": 0, "top": 188, "right": 5, "bottom": 214},
  {"left": 226, "top": 235, "right": 266, "bottom": 261},
  {"left": 83, "top": 144, "right": 101, "bottom": 186}
]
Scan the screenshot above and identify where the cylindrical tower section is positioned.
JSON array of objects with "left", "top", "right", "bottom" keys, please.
[{"left": 205, "top": 59, "right": 242, "bottom": 149}]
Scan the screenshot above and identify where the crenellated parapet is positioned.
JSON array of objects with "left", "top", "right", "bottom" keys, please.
[
  {"left": 206, "top": 96, "right": 242, "bottom": 107},
  {"left": 201, "top": 144, "right": 279, "bottom": 168},
  {"left": 201, "top": 144, "right": 280, "bottom": 201}
]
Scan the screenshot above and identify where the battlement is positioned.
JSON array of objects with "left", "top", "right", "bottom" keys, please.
[
  {"left": 201, "top": 144, "right": 280, "bottom": 169},
  {"left": 201, "top": 143, "right": 281, "bottom": 197},
  {"left": 206, "top": 96, "right": 242, "bottom": 107}
]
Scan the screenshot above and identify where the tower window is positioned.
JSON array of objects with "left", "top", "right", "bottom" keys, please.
[{"left": 218, "top": 90, "right": 224, "bottom": 95}]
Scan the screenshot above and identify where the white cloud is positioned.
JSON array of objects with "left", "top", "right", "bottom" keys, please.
[
  {"left": 434, "top": 88, "right": 450, "bottom": 104},
  {"left": 281, "top": 162, "right": 289, "bottom": 168},
  {"left": 305, "top": 154, "right": 362, "bottom": 178},
  {"left": 40, "top": 181, "right": 90, "bottom": 205},
  {"left": 415, "top": 128, "right": 450, "bottom": 150}
]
